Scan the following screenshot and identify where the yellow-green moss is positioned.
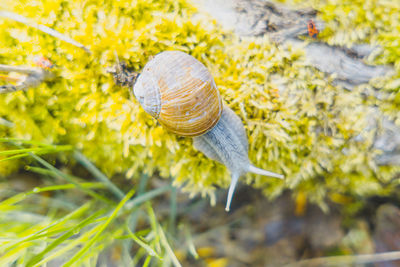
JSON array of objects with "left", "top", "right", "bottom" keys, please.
[
  {"left": 0, "top": 0, "right": 399, "bottom": 208},
  {"left": 281, "top": 0, "right": 400, "bottom": 120}
]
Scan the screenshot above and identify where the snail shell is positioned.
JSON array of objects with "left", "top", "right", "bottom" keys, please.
[{"left": 133, "top": 51, "right": 223, "bottom": 136}]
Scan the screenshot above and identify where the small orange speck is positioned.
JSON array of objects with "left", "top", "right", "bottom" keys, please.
[
  {"left": 271, "top": 88, "right": 280, "bottom": 98},
  {"left": 307, "top": 19, "right": 319, "bottom": 38},
  {"left": 33, "top": 56, "right": 54, "bottom": 70}
]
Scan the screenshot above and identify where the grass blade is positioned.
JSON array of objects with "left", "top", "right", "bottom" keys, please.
[
  {"left": 126, "top": 225, "right": 161, "bottom": 259},
  {"left": 0, "top": 146, "right": 70, "bottom": 162},
  {"left": 184, "top": 225, "right": 198, "bottom": 260},
  {"left": 158, "top": 224, "right": 181, "bottom": 267},
  {"left": 127, "top": 174, "right": 150, "bottom": 232},
  {"left": 31, "top": 220, "right": 107, "bottom": 267},
  {"left": 145, "top": 203, "right": 182, "bottom": 267},
  {"left": 26, "top": 209, "right": 106, "bottom": 267},
  {"left": 124, "top": 185, "right": 172, "bottom": 212},
  {"left": 29, "top": 152, "right": 114, "bottom": 205},
  {"left": 63, "top": 188, "right": 136, "bottom": 267},
  {"left": 1, "top": 202, "right": 93, "bottom": 254},
  {"left": 0, "top": 153, "right": 31, "bottom": 162},
  {"left": 73, "top": 151, "right": 125, "bottom": 200},
  {"left": 169, "top": 183, "right": 177, "bottom": 234}
]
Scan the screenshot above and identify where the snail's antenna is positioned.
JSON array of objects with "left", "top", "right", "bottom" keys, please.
[
  {"left": 225, "top": 173, "right": 240, "bottom": 212},
  {"left": 248, "top": 165, "right": 284, "bottom": 179}
]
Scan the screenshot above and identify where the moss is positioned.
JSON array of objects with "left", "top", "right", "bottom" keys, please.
[
  {"left": 0, "top": 0, "right": 399, "bottom": 208},
  {"left": 281, "top": 0, "right": 400, "bottom": 120}
]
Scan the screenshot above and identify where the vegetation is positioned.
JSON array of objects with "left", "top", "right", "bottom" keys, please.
[{"left": 0, "top": 0, "right": 399, "bottom": 265}]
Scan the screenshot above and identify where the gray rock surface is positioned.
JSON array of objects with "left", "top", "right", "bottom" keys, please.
[{"left": 192, "top": 0, "right": 399, "bottom": 166}]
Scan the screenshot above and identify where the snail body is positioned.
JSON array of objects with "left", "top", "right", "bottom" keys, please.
[{"left": 133, "top": 51, "right": 283, "bottom": 211}]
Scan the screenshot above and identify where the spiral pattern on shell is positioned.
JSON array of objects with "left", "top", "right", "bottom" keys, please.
[{"left": 133, "top": 51, "right": 223, "bottom": 136}]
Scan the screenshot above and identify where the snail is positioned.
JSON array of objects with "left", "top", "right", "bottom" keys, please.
[{"left": 129, "top": 51, "right": 284, "bottom": 211}]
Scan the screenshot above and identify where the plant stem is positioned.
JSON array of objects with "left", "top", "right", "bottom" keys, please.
[{"left": 73, "top": 151, "right": 125, "bottom": 200}]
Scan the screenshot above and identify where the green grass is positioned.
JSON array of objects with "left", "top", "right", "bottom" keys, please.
[{"left": 0, "top": 138, "right": 184, "bottom": 266}]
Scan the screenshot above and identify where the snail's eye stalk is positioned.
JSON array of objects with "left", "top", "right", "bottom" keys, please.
[{"left": 225, "top": 173, "right": 240, "bottom": 212}]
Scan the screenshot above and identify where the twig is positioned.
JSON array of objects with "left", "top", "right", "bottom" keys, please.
[
  {"left": 0, "top": 11, "right": 91, "bottom": 53},
  {"left": 0, "top": 64, "right": 54, "bottom": 94},
  {"left": 284, "top": 251, "right": 400, "bottom": 267},
  {"left": 0, "top": 118, "right": 14, "bottom": 127},
  {"left": 0, "top": 64, "right": 41, "bottom": 75},
  {"left": 0, "top": 74, "right": 23, "bottom": 83}
]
